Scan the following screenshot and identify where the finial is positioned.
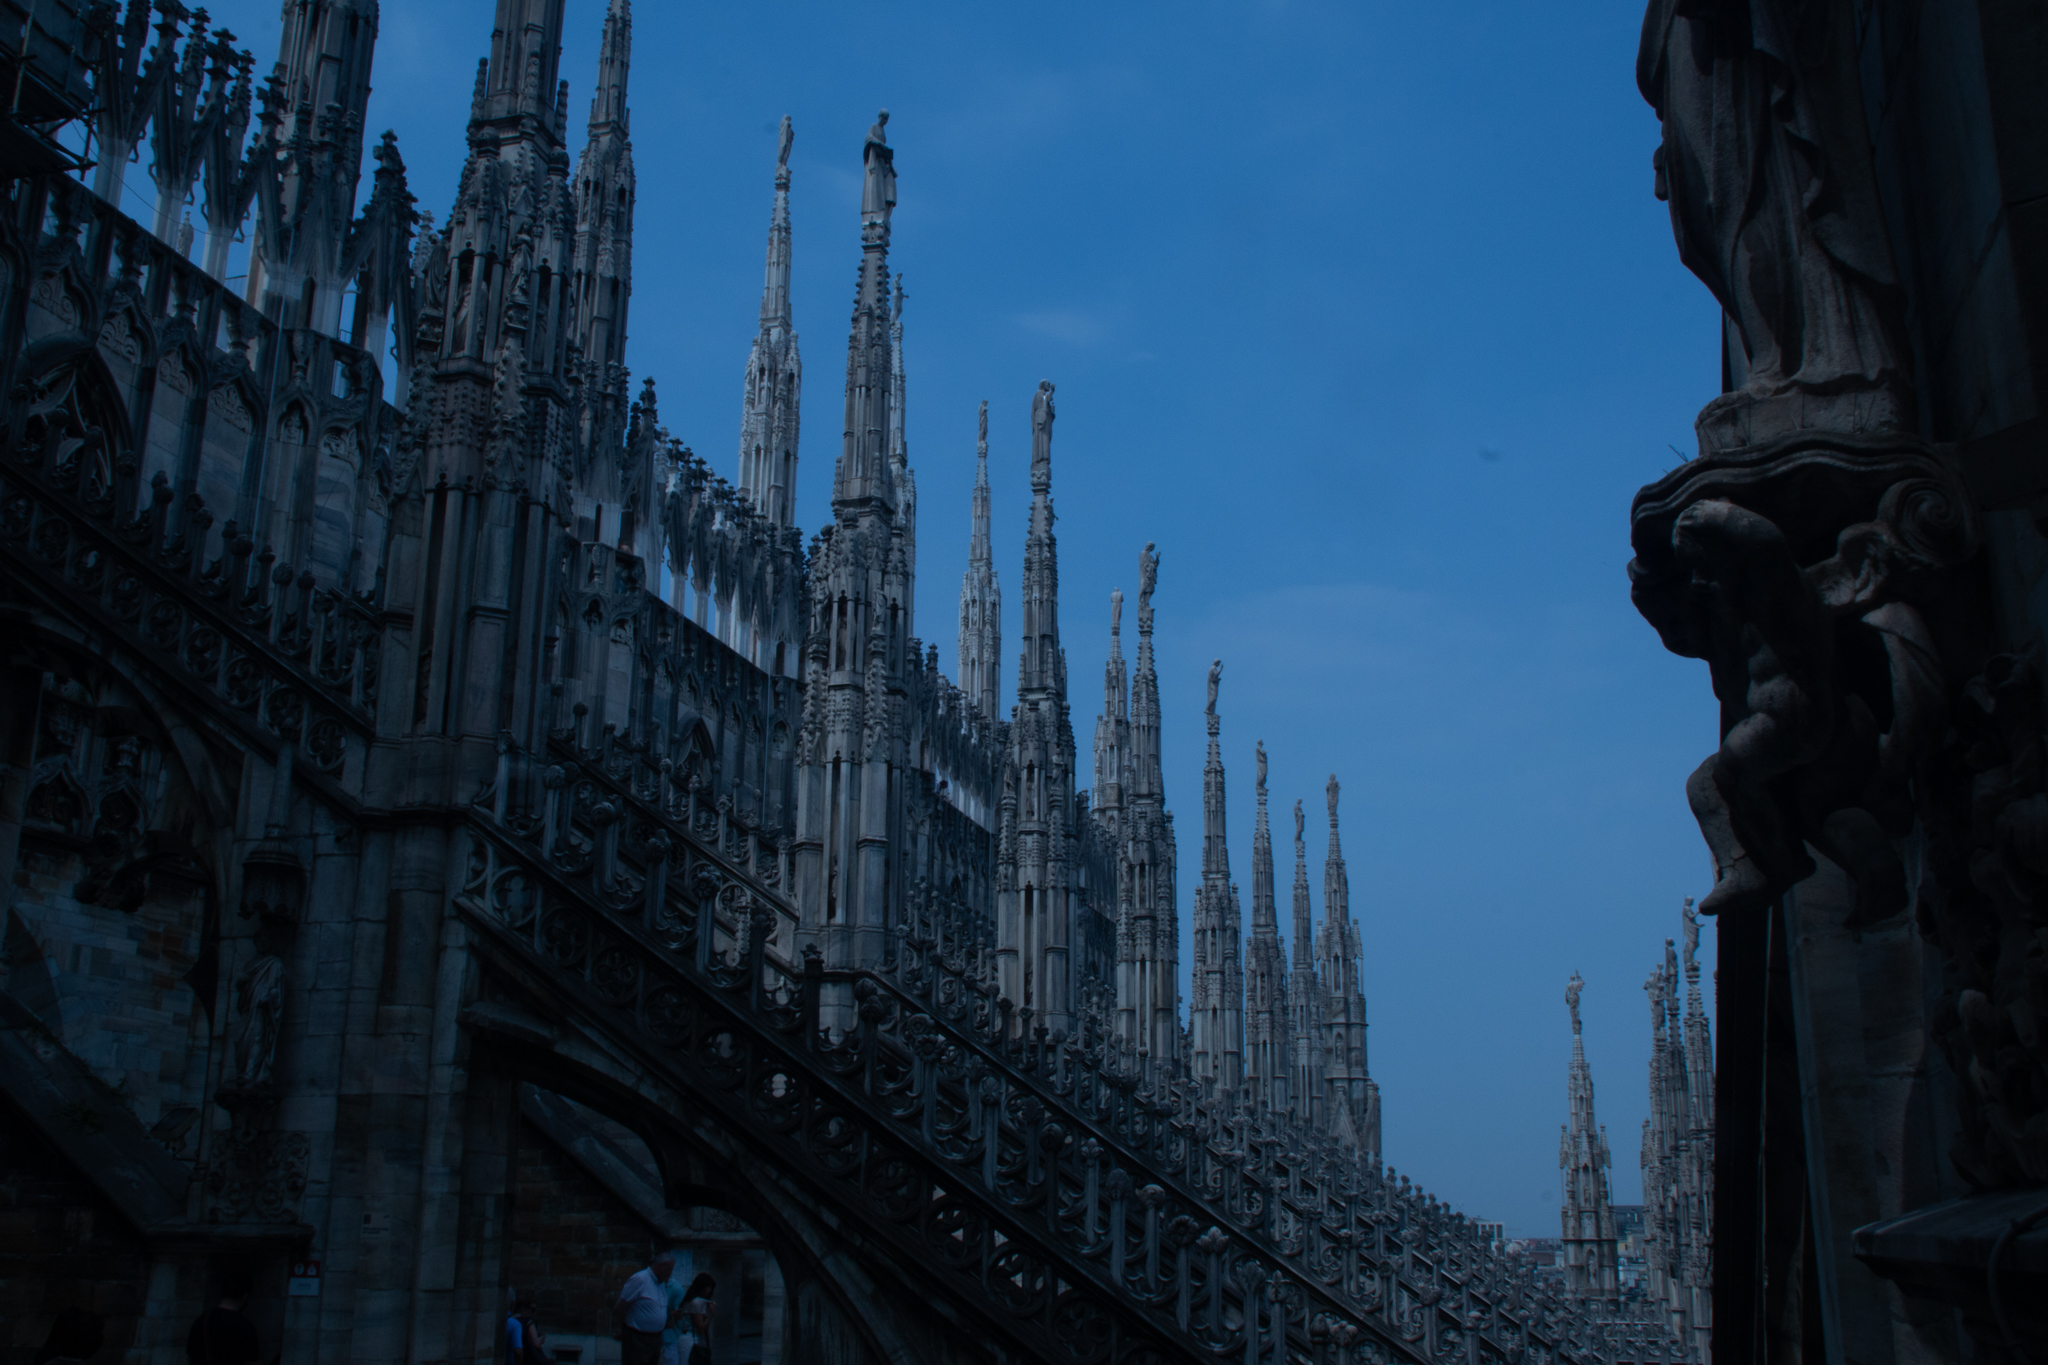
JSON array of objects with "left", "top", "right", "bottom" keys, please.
[{"left": 1566, "top": 971, "right": 1584, "bottom": 1034}]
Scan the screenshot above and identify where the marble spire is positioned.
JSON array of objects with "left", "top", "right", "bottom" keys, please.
[
  {"left": 1561, "top": 971, "right": 1621, "bottom": 1305},
  {"left": 790, "top": 112, "right": 915, "bottom": 994},
  {"left": 1115, "top": 542, "right": 1178, "bottom": 1069},
  {"left": 1092, "top": 589, "right": 1128, "bottom": 842},
  {"left": 587, "top": 0, "right": 629, "bottom": 132},
  {"left": 1016, "top": 382, "right": 1061, "bottom": 703},
  {"left": 1639, "top": 900, "right": 1714, "bottom": 1363},
  {"left": 567, "top": 0, "right": 640, "bottom": 544},
  {"left": 242, "top": 0, "right": 385, "bottom": 334},
  {"left": 996, "top": 380, "right": 1079, "bottom": 1037},
  {"left": 958, "top": 401, "right": 1001, "bottom": 719},
  {"left": 889, "top": 273, "right": 915, "bottom": 633},
  {"left": 1316, "top": 775, "right": 1379, "bottom": 1153},
  {"left": 1287, "top": 797, "right": 1326, "bottom": 1128},
  {"left": 738, "top": 115, "right": 801, "bottom": 528},
  {"left": 1245, "top": 742, "right": 1288, "bottom": 1111},
  {"left": 1191, "top": 660, "right": 1243, "bottom": 1098},
  {"left": 835, "top": 109, "right": 897, "bottom": 511}
]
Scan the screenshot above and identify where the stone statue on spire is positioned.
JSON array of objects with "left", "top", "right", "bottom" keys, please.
[
  {"left": 862, "top": 109, "right": 895, "bottom": 221},
  {"left": 1206, "top": 659, "right": 1223, "bottom": 719},
  {"left": 1030, "top": 380, "right": 1055, "bottom": 489},
  {"left": 1256, "top": 740, "right": 1267, "bottom": 790},
  {"left": 1138, "top": 542, "right": 1158, "bottom": 612},
  {"left": 1567, "top": 971, "right": 1585, "bottom": 1033},
  {"left": 1111, "top": 587, "right": 1122, "bottom": 635},
  {"left": 1294, "top": 799, "right": 1305, "bottom": 844},
  {"left": 1326, "top": 773, "right": 1340, "bottom": 822},
  {"left": 777, "top": 112, "right": 793, "bottom": 172}
]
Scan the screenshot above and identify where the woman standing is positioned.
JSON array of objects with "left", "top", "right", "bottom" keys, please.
[{"left": 677, "top": 1274, "right": 716, "bottom": 1365}]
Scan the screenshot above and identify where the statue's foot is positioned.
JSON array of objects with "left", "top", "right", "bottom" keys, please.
[{"left": 1698, "top": 856, "right": 1780, "bottom": 917}]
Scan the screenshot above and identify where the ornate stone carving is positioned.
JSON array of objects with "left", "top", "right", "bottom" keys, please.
[
  {"left": 1638, "top": 0, "right": 1911, "bottom": 453},
  {"left": 1629, "top": 437, "right": 1975, "bottom": 924},
  {"left": 200, "top": 1128, "right": 310, "bottom": 1222}
]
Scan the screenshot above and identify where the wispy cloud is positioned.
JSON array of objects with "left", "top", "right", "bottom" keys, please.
[{"left": 1013, "top": 306, "right": 1112, "bottom": 347}]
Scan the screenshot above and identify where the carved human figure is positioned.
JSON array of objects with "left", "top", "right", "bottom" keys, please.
[
  {"left": 977, "top": 398, "right": 988, "bottom": 446},
  {"left": 1256, "top": 741, "right": 1267, "bottom": 790},
  {"left": 1205, "top": 659, "right": 1223, "bottom": 718},
  {"left": 1326, "top": 773, "right": 1339, "bottom": 822},
  {"left": 1637, "top": 496, "right": 1930, "bottom": 924},
  {"left": 508, "top": 226, "right": 534, "bottom": 312},
  {"left": 1030, "top": 381, "right": 1055, "bottom": 488},
  {"left": 862, "top": 109, "right": 895, "bottom": 222},
  {"left": 776, "top": 113, "right": 793, "bottom": 172},
  {"left": 1294, "top": 799, "right": 1305, "bottom": 845},
  {"left": 1138, "top": 542, "right": 1158, "bottom": 610},
  {"left": 1661, "top": 499, "right": 1834, "bottom": 914},
  {"left": 232, "top": 950, "right": 286, "bottom": 1087},
  {"left": 1638, "top": 0, "right": 1908, "bottom": 434},
  {"left": 1110, "top": 588, "right": 1122, "bottom": 635},
  {"left": 1566, "top": 971, "right": 1584, "bottom": 1033}
]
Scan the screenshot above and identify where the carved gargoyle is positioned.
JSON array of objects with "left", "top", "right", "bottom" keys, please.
[{"left": 1629, "top": 444, "right": 1975, "bottom": 927}]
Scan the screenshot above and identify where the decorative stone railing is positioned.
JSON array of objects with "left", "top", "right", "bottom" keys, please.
[
  {"left": 1, "top": 448, "right": 380, "bottom": 789},
  {"left": 458, "top": 730, "right": 1688, "bottom": 1365}
]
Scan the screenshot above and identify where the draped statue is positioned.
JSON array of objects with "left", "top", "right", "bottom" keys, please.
[
  {"left": 1638, "top": 0, "right": 1909, "bottom": 447},
  {"left": 1030, "top": 380, "right": 1055, "bottom": 489},
  {"left": 862, "top": 109, "right": 895, "bottom": 223}
]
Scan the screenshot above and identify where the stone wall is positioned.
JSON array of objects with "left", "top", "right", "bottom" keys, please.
[
  {"left": 0, "top": 1093, "right": 153, "bottom": 1364},
  {"left": 509, "top": 1114, "right": 659, "bottom": 1350}
]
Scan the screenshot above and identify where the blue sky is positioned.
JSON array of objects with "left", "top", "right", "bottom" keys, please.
[{"left": 155, "top": 0, "right": 1725, "bottom": 1237}]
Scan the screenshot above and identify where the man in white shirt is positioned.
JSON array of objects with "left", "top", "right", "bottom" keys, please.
[{"left": 613, "top": 1251, "right": 678, "bottom": 1365}]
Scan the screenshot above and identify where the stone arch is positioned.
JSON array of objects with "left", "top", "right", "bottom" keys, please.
[
  {"left": 198, "top": 374, "right": 261, "bottom": 554},
  {"left": 460, "top": 994, "right": 929, "bottom": 1365},
  {"left": 671, "top": 708, "right": 715, "bottom": 795},
  {"left": 142, "top": 341, "right": 201, "bottom": 498},
  {"left": 11, "top": 334, "right": 136, "bottom": 516},
  {"left": 93, "top": 302, "right": 152, "bottom": 397},
  {"left": 307, "top": 423, "right": 362, "bottom": 588}
]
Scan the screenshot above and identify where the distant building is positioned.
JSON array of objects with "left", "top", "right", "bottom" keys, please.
[{"left": 1612, "top": 1204, "right": 1647, "bottom": 1295}]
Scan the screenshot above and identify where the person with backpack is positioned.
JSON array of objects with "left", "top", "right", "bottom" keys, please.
[{"left": 505, "top": 1291, "right": 551, "bottom": 1365}]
